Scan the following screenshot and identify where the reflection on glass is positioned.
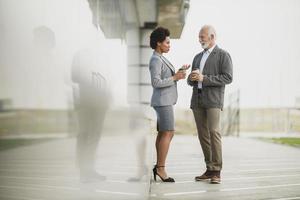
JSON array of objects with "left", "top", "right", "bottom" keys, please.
[{"left": 71, "top": 48, "right": 110, "bottom": 182}]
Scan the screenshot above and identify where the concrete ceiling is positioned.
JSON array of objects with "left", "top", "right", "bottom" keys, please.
[
  {"left": 157, "top": 0, "right": 190, "bottom": 38},
  {"left": 87, "top": 0, "right": 190, "bottom": 39}
]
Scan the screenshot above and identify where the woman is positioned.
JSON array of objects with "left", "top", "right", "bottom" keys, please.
[{"left": 149, "top": 27, "right": 189, "bottom": 182}]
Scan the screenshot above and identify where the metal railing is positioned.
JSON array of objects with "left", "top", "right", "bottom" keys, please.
[{"left": 222, "top": 90, "right": 240, "bottom": 137}]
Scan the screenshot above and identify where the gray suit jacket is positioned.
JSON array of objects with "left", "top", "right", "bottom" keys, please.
[
  {"left": 149, "top": 51, "right": 177, "bottom": 107},
  {"left": 187, "top": 45, "right": 233, "bottom": 109}
]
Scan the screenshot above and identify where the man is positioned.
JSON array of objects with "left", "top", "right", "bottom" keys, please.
[
  {"left": 71, "top": 48, "right": 110, "bottom": 182},
  {"left": 187, "top": 25, "right": 233, "bottom": 184}
]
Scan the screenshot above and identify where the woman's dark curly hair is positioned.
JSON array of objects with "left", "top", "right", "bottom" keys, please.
[{"left": 150, "top": 27, "right": 170, "bottom": 49}]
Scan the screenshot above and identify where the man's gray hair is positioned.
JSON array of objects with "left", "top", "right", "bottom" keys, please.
[{"left": 201, "top": 25, "right": 217, "bottom": 39}]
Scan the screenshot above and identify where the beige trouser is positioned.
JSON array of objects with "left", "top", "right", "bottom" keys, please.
[{"left": 192, "top": 107, "right": 222, "bottom": 171}]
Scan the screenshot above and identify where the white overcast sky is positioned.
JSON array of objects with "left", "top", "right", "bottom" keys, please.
[{"left": 167, "top": 0, "right": 300, "bottom": 109}]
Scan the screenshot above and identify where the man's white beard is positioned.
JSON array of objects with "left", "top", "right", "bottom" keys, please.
[{"left": 201, "top": 42, "right": 209, "bottom": 49}]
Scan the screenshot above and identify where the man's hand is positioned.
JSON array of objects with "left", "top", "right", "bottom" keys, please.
[{"left": 189, "top": 70, "right": 204, "bottom": 82}]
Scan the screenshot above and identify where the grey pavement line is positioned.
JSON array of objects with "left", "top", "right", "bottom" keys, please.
[
  {"left": 95, "top": 190, "right": 141, "bottom": 196},
  {"left": 164, "top": 190, "right": 206, "bottom": 196},
  {"left": 0, "top": 195, "right": 43, "bottom": 200},
  {"left": 0, "top": 175, "right": 78, "bottom": 180},
  {"left": 0, "top": 165, "right": 76, "bottom": 168},
  {"left": 166, "top": 174, "right": 300, "bottom": 184},
  {"left": 238, "top": 163, "right": 300, "bottom": 167},
  {"left": 239, "top": 167, "right": 300, "bottom": 172},
  {"left": 168, "top": 167, "right": 300, "bottom": 175},
  {"left": 0, "top": 164, "right": 144, "bottom": 170},
  {"left": 220, "top": 183, "right": 300, "bottom": 192},
  {"left": 272, "top": 197, "right": 300, "bottom": 200},
  {"left": 0, "top": 184, "right": 144, "bottom": 197},
  {"left": 0, "top": 184, "right": 78, "bottom": 191},
  {"left": 0, "top": 134, "right": 69, "bottom": 139},
  {"left": 238, "top": 159, "right": 300, "bottom": 163},
  {"left": 166, "top": 161, "right": 300, "bottom": 167},
  {"left": 0, "top": 160, "right": 74, "bottom": 164},
  {"left": 164, "top": 160, "right": 299, "bottom": 167},
  {"left": 0, "top": 169, "right": 136, "bottom": 175},
  {"left": 156, "top": 163, "right": 300, "bottom": 170},
  {"left": 150, "top": 183, "right": 300, "bottom": 197},
  {"left": 0, "top": 175, "right": 147, "bottom": 185},
  {"left": 149, "top": 190, "right": 206, "bottom": 197}
]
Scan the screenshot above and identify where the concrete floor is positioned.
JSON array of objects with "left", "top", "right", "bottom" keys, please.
[
  {"left": 0, "top": 134, "right": 299, "bottom": 200},
  {"left": 150, "top": 135, "right": 300, "bottom": 200}
]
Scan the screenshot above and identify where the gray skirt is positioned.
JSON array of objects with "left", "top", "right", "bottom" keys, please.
[{"left": 153, "top": 105, "right": 174, "bottom": 132}]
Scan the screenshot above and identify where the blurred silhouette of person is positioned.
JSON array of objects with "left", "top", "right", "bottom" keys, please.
[
  {"left": 71, "top": 48, "right": 110, "bottom": 182},
  {"left": 127, "top": 106, "right": 149, "bottom": 182},
  {"left": 31, "top": 26, "right": 66, "bottom": 109},
  {"left": 188, "top": 25, "right": 233, "bottom": 184},
  {"left": 33, "top": 26, "right": 56, "bottom": 52}
]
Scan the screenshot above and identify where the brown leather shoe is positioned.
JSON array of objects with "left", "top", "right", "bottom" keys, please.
[
  {"left": 195, "top": 170, "right": 213, "bottom": 181},
  {"left": 210, "top": 175, "right": 221, "bottom": 184}
]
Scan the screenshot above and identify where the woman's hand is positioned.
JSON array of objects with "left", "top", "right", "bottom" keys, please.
[
  {"left": 173, "top": 70, "right": 186, "bottom": 81},
  {"left": 180, "top": 64, "right": 191, "bottom": 71},
  {"left": 173, "top": 64, "right": 190, "bottom": 81}
]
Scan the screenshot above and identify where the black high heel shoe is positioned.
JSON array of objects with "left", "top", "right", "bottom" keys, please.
[{"left": 152, "top": 165, "right": 175, "bottom": 182}]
